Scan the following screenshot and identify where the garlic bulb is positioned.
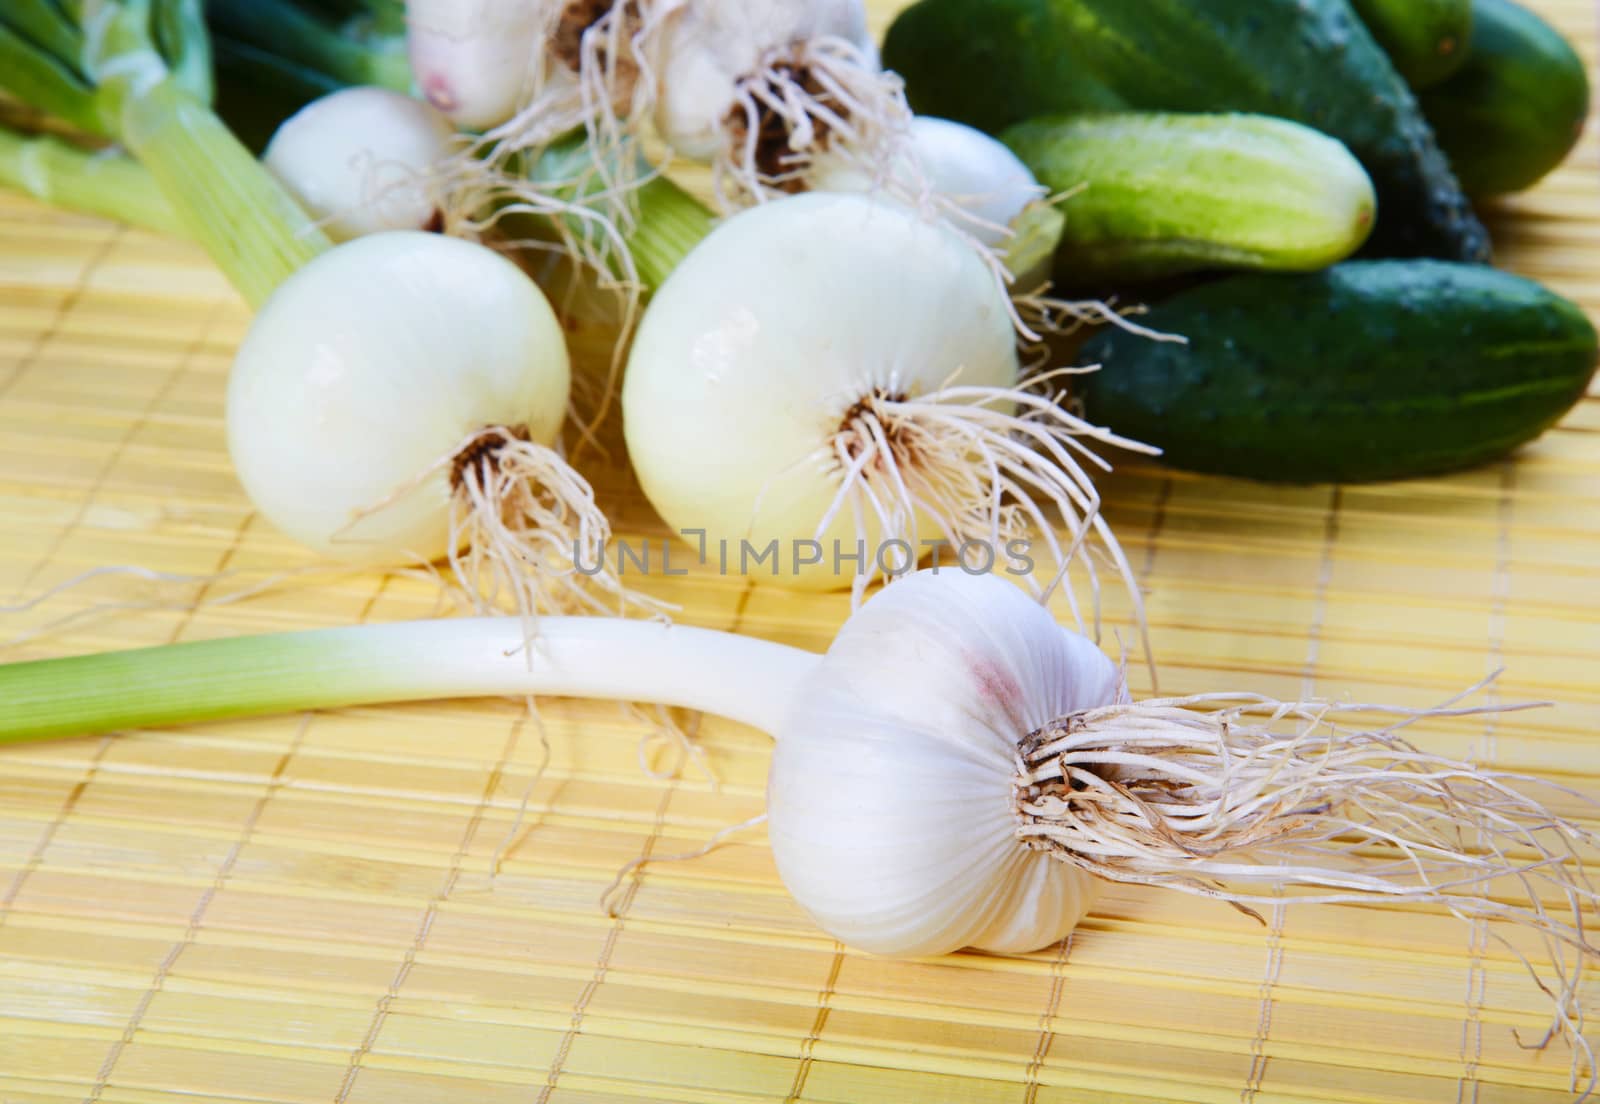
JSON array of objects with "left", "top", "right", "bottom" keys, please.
[
  {"left": 767, "top": 570, "right": 1120, "bottom": 956},
  {"left": 8, "top": 570, "right": 1596, "bottom": 1063}
]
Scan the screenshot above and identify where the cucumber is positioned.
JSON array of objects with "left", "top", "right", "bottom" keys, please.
[
  {"left": 1002, "top": 113, "right": 1376, "bottom": 283},
  {"left": 1349, "top": 0, "right": 1473, "bottom": 89},
  {"left": 879, "top": 0, "right": 1128, "bottom": 136},
  {"left": 1420, "top": 0, "right": 1590, "bottom": 197},
  {"left": 884, "top": 0, "right": 1492, "bottom": 264},
  {"left": 1076, "top": 262, "right": 1597, "bottom": 484}
]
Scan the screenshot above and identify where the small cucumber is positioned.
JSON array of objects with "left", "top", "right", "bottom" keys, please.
[
  {"left": 884, "top": 0, "right": 1492, "bottom": 263},
  {"left": 1349, "top": 0, "right": 1473, "bottom": 89},
  {"left": 1002, "top": 113, "right": 1376, "bottom": 283},
  {"left": 1420, "top": 0, "right": 1590, "bottom": 197},
  {"left": 1077, "top": 262, "right": 1598, "bottom": 484}
]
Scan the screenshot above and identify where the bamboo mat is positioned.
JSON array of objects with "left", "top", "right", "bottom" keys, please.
[{"left": 2, "top": 2, "right": 1599, "bottom": 1100}]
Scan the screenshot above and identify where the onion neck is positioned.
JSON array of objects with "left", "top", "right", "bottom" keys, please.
[
  {"left": 0, "top": 126, "right": 186, "bottom": 238},
  {"left": 0, "top": 617, "right": 820, "bottom": 745},
  {"left": 118, "top": 78, "right": 332, "bottom": 307},
  {"left": 629, "top": 174, "right": 716, "bottom": 289},
  {"left": 527, "top": 134, "right": 716, "bottom": 291}
]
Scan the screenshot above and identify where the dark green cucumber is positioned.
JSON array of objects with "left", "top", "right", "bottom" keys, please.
[
  {"left": 1076, "top": 262, "right": 1597, "bottom": 483},
  {"left": 879, "top": 0, "right": 1128, "bottom": 135},
  {"left": 1002, "top": 113, "right": 1376, "bottom": 283},
  {"left": 1420, "top": 0, "right": 1590, "bottom": 197},
  {"left": 884, "top": 0, "right": 1492, "bottom": 263},
  {"left": 1349, "top": 0, "right": 1473, "bottom": 89}
]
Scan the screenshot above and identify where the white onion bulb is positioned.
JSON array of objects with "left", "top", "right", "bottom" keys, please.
[
  {"left": 624, "top": 191, "right": 1144, "bottom": 604},
  {"left": 406, "top": 0, "right": 546, "bottom": 129},
  {"left": 768, "top": 570, "right": 1117, "bottom": 955},
  {"left": 624, "top": 192, "right": 1010, "bottom": 590},
  {"left": 263, "top": 87, "right": 456, "bottom": 241},
  {"left": 652, "top": 0, "right": 876, "bottom": 160},
  {"left": 809, "top": 116, "right": 1045, "bottom": 250},
  {"left": 227, "top": 231, "right": 569, "bottom": 562}
]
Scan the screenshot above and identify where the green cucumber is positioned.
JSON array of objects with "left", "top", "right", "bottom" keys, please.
[
  {"left": 1076, "top": 262, "right": 1597, "bottom": 483},
  {"left": 1002, "top": 113, "right": 1376, "bottom": 283},
  {"left": 884, "top": 0, "right": 1492, "bottom": 263},
  {"left": 879, "top": 0, "right": 1128, "bottom": 136},
  {"left": 1420, "top": 0, "right": 1590, "bottom": 197},
  {"left": 1349, "top": 0, "right": 1473, "bottom": 89}
]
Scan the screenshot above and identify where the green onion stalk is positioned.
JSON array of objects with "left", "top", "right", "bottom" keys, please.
[
  {"left": 208, "top": 35, "right": 349, "bottom": 154},
  {"left": 0, "top": 0, "right": 712, "bottom": 304},
  {"left": 205, "top": 0, "right": 411, "bottom": 97},
  {"left": 0, "top": 124, "right": 717, "bottom": 301},
  {"left": 0, "top": 0, "right": 332, "bottom": 307},
  {"left": 0, "top": 126, "right": 184, "bottom": 236}
]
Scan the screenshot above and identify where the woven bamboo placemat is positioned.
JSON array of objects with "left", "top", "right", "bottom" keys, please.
[{"left": 2, "top": 2, "right": 1598, "bottom": 1100}]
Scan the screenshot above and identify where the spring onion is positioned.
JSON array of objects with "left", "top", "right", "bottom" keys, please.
[
  {"left": 649, "top": 0, "right": 895, "bottom": 197},
  {"left": 809, "top": 115, "right": 1046, "bottom": 251},
  {"left": 0, "top": 126, "right": 185, "bottom": 237},
  {"left": 622, "top": 190, "right": 1152, "bottom": 625},
  {"left": 208, "top": 0, "right": 411, "bottom": 95},
  {"left": 807, "top": 113, "right": 1064, "bottom": 292},
  {"left": 0, "top": 0, "right": 644, "bottom": 615},
  {"left": 262, "top": 86, "right": 456, "bottom": 240},
  {"left": 407, "top": 0, "right": 663, "bottom": 146},
  {"left": 0, "top": 569, "right": 1592, "bottom": 1083}
]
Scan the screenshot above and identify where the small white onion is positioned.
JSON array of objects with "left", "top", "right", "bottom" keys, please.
[
  {"left": 810, "top": 116, "right": 1045, "bottom": 250},
  {"left": 622, "top": 191, "right": 1017, "bottom": 591},
  {"left": 652, "top": 0, "right": 879, "bottom": 161},
  {"left": 227, "top": 231, "right": 569, "bottom": 561},
  {"left": 263, "top": 87, "right": 456, "bottom": 241},
  {"left": 768, "top": 570, "right": 1118, "bottom": 956},
  {"left": 406, "top": 0, "right": 546, "bottom": 129}
]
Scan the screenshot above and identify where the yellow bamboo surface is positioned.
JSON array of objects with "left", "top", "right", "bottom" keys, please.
[{"left": 3, "top": 2, "right": 1600, "bottom": 1101}]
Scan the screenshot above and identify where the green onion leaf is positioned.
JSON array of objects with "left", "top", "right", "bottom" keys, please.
[
  {"left": 0, "top": 0, "right": 83, "bottom": 70},
  {"left": 0, "top": 126, "right": 186, "bottom": 236},
  {"left": 151, "top": 0, "right": 212, "bottom": 105},
  {"left": 0, "top": 20, "right": 102, "bottom": 136}
]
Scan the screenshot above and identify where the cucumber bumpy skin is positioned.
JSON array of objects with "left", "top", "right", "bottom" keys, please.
[
  {"left": 1002, "top": 113, "right": 1377, "bottom": 284},
  {"left": 1420, "top": 0, "right": 1590, "bottom": 197},
  {"left": 1076, "top": 261, "right": 1598, "bottom": 484},
  {"left": 1348, "top": 0, "right": 1473, "bottom": 89},
  {"left": 884, "top": 0, "right": 1492, "bottom": 264}
]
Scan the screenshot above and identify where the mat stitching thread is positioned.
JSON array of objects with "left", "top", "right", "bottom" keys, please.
[
  {"left": 0, "top": 736, "right": 115, "bottom": 922},
  {"left": 1457, "top": 462, "right": 1515, "bottom": 1102},
  {"left": 1139, "top": 477, "right": 1174, "bottom": 582},
  {"left": 1007, "top": 474, "right": 1168, "bottom": 1100},
  {"left": 8, "top": 296, "right": 223, "bottom": 603},
  {"left": 83, "top": 714, "right": 312, "bottom": 1101},
  {"left": 537, "top": 781, "right": 678, "bottom": 1104},
  {"left": 1242, "top": 486, "right": 1341, "bottom": 1101},
  {"left": 537, "top": 581, "right": 756, "bottom": 1102},
  {"left": 334, "top": 712, "right": 532, "bottom": 1104},
  {"left": 1022, "top": 932, "right": 1075, "bottom": 1104},
  {"left": 0, "top": 301, "right": 221, "bottom": 927},
  {"left": 0, "top": 224, "right": 124, "bottom": 405},
  {"left": 785, "top": 944, "right": 845, "bottom": 1104}
]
